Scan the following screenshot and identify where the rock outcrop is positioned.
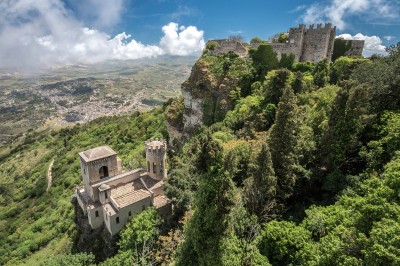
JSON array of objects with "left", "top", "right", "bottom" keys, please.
[
  {"left": 180, "top": 58, "right": 239, "bottom": 137},
  {"left": 72, "top": 196, "right": 118, "bottom": 262}
]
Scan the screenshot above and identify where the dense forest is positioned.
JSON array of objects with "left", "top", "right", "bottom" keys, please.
[{"left": 1, "top": 41, "right": 400, "bottom": 265}]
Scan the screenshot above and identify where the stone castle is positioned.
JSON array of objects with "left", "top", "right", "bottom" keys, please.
[
  {"left": 75, "top": 139, "right": 171, "bottom": 236},
  {"left": 208, "top": 23, "right": 364, "bottom": 63}
]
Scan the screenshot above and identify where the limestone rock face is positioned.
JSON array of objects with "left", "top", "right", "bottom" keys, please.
[{"left": 180, "top": 58, "right": 237, "bottom": 137}]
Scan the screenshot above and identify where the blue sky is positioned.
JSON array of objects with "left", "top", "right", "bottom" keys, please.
[
  {"left": 0, "top": 0, "right": 399, "bottom": 70},
  {"left": 73, "top": 0, "right": 399, "bottom": 45}
]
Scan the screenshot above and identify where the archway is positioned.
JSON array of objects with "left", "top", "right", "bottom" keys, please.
[{"left": 99, "top": 166, "right": 109, "bottom": 179}]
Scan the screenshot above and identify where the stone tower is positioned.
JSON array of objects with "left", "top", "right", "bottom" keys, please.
[
  {"left": 145, "top": 139, "right": 167, "bottom": 180},
  {"left": 300, "top": 23, "right": 336, "bottom": 62},
  {"left": 78, "top": 146, "right": 121, "bottom": 200}
]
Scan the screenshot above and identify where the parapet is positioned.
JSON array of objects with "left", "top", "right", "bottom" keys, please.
[
  {"left": 145, "top": 139, "right": 167, "bottom": 156},
  {"left": 298, "top": 24, "right": 306, "bottom": 29}
]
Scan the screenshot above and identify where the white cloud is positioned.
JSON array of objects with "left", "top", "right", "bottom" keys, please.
[
  {"left": 160, "top": 22, "right": 205, "bottom": 56},
  {"left": 337, "top": 33, "right": 387, "bottom": 57},
  {"left": 384, "top": 35, "right": 395, "bottom": 41},
  {"left": 0, "top": 0, "right": 205, "bottom": 71},
  {"left": 66, "top": 0, "right": 125, "bottom": 29},
  {"left": 301, "top": 0, "right": 400, "bottom": 30}
]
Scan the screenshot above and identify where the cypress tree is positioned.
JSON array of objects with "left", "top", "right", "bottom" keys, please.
[
  {"left": 269, "top": 86, "right": 300, "bottom": 200},
  {"left": 175, "top": 132, "right": 236, "bottom": 265},
  {"left": 245, "top": 143, "right": 277, "bottom": 218}
]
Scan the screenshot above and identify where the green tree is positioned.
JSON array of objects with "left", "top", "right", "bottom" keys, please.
[
  {"left": 250, "top": 44, "right": 278, "bottom": 80},
  {"left": 206, "top": 41, "right": 218, "bottom": 51},
  {"left": 118, "top": 208, "right": 161, "bottom": 255},
  {"left": 258, "top": 221, "right": 313, "bottom": 265},
  {"left": 277, "top": 33, "right": 289, "bottom": 43},
  {"left": 312, "top": 58, "right": 330, "bottom": 87},
  {"left": 269, "top": 86, "right": 300, "bottom": 200},
  {"left": 250, "top": 37, "right": 263, "bottom": 45},
  {"left": 175, "top": 132, "right": 236, "bottom": 265},
  {"left": 244, "top": 143, "right": 277, "bottom": 218},
  {"left": 279, "top": 53, "right": 295, "bottom": 69},
  {"left": 264, "top": 68, "right": 294, "bottom": 105}
]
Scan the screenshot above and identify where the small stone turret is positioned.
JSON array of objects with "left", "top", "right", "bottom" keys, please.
[{"left": 145, "top": 139, "right": 167, "bottom": 180}]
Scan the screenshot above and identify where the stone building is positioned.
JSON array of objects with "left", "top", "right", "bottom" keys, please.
[
  {"left": 207, "top": 38, "right": 248, "bottom": 57},
  {"left": 75, "top": 139, "right": 171, "bottom": 236},
  {"left": 207, "top": 23, "right": 364, "bottom": 63}
]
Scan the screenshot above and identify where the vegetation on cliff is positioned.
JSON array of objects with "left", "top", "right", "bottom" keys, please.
[{"left": 1, "top": 41, "right": 400, "bottom": 265}]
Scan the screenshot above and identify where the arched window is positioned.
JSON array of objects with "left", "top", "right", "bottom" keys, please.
[
  {"left": 128, "top": 211, "right": 132, "bottom": 217},
  {"left": 99, "top": 166, "right": 109, "bottom": 179},
  {"left": 153, "top": 162, "right": 156, "bottom": 173}
]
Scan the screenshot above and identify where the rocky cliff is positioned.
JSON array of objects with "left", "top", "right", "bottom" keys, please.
[{"left": 178, "top": 55, "right": 251, "bottom": 139}]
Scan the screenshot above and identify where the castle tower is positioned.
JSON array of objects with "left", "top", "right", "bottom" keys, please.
[
  {"left": 145, "top": 139, "right": 167, "bottom": 180},
  {"left": 79, "top": 146, "right": 121, "bottom": 200}
]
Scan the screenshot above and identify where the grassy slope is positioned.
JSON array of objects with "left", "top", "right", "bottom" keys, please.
[{"left": 0, "top": 107, "right": 167, "bottom": 265}]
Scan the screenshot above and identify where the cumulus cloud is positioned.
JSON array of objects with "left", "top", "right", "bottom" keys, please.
[
  {"left": 0, "top": 0, "right": 205, "bottom": 71},
  {"left": 160, "top": 23, "right": 205, "bottom": 56},
  {"left": 337, "top": 33, "right": 387, "bottom": 57},
  {"left": 301, "top": 0, "right": 400, "bottom": 30}
]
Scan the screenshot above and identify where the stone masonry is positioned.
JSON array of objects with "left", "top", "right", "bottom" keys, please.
[{"left": 207, "top": 23, "right": 364, "bottom": 63}]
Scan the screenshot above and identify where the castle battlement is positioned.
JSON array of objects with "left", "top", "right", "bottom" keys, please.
[
  {"left": 206, "top": 23, "right": 363, "bottom": 63},
  {"left": 145, "top": 139, "right": 167, "bottom": 155}
]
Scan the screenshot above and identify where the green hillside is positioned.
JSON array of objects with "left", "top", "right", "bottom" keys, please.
[{"left": 0, "top": 107, "right": 167, "bottom": 265}]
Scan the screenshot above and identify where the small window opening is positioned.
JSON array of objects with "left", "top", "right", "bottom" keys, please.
[
  {"left": 147, "top": 161, "right": 150, "bottom": 172},
  {"left": 153, "top": 162, "right": 156, "bottom": 173},
  {"left": 95, "top": 210, "right": 99, "bottom": 217},
  {"left": 116, "top": 217, "right": 120, "bottom": 224},
  {"left": 105, "top": 192, "right": 108, "bottom": 199},
  {"left": 142, "top": 205, "right": 145, "bottom": 211},
  {"left": 128, "top": 211, "right": 132, "bottom": 216},
  {"left": 99, "top": 166, "right": 109, "bottom": 179}
]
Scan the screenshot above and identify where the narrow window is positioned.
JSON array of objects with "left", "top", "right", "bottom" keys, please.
[
  {"left": 128, "top": 211, "right": 132, "bottom": 217},
  {"left": 105, "top": 192, "right": 108, "bottom": 199},
  {"left": 142, "top": 205, "right": 145, "bottom": 211},
  {"left": 147, "top": 161, "right": 150, "bottom": 172},
  {"left": 99, "top": 166, "right": 109, "bottom": 179},
  {"left": 116, "top": 217, "right": 120, "bottom": 224},
  {"left": 95, "top": 210, "right": 99, "bottom": 217},
  {"left": 153, "top": 162, "right": 156, "bottom": 173}
]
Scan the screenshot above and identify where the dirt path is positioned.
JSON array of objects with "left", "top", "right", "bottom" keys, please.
[{"left": 47, "top": 159, "right": 54, "bottom": 192}]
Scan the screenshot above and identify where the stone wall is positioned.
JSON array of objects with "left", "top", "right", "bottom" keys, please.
[
  {"left": 301, "top": 23, "right": 336, "bottom": 62},
  {"left": 345, "top": 40, "right": 365, "bottom": 56},
  {"left": 207, "top": 39, "right": 248, "bottom": 56}
]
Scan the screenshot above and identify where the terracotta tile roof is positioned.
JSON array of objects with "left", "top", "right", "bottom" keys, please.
[
  {"left": 112, "top": 189, "right": 151, "bottom": 208},
  {"left": 153, "top": 195, "right": 171, "bottom": 209}
]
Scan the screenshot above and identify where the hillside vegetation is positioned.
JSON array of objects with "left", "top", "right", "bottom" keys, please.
[
  {"left": 1, "top": 42, "right": 400, "bottom": 265},
  {"left": 0, "top": 108, "right": 167, "bottom": 265}
]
